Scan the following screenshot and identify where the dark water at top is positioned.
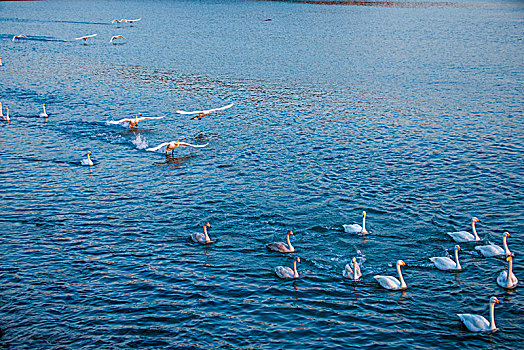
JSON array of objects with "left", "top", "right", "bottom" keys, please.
[{"left": 0, "top": 0, "right": 523, "bottom": 348}]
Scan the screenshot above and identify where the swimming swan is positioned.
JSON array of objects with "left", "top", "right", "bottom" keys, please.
[
  {"left": 475, "top": 232, "right": 511, "bottom": 258},
  {"left": 343, "top": 211, "right": 368, "bottom": 234},
  {"left": 266, "top": 230, "right": 295, "bottom": 253},
  {"left": 497, "top": 255, "right": 518, "bottom": 289},
  {"left": 458, "top": 296, "right": 500, "bottom": 332},
  {"left": 191, "top": 222, "right": 212, "bottom": 244},
  {"left": 447, "top": 217, "right": 481, "bottom": 242},
  {"left": 275, "top": 257, "right": 301, "bottom": 279},
  {"left": 430, "top": 245, "right": 462, "bottom": 271},
  {"left": 374, "top": 260, "right": 407, "bottom": 290},
  {"left": 343, "top": 257, "right": 362, "bottom": 281},
  {"left": 39, "top": 103, "right": 48, "bottom": 119},
  {"left": 81, "top": 151, "right": 93, "bottom": 166}
]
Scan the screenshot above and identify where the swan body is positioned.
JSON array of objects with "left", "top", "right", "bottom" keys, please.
[
  {"left": 108, "top": 114, "right": 163, "bottom": 129},
  {"left": 475, "top": 232, "right": 511, "bottom": 258},
  {"left": 146, "top": 137, "right": 208, "bottom": 155},
  {"left": 458, "top": 297, "right": 500, "bottom": 332},
  {"left": 75, "top": 34, "right": 97, "bottom": 41},
  {"left": 497, "top": 255, "right": 518, "bottom": 289},
  {"left": 266, "top": 230, "right": 295, "bottom": 253},
  {"left": 275, "top": 257, "right": 300, "bottom": 279},
  {"left": 39, "top": 103, "right": 48, "bottom": 118},
  {"left": 176, "top": 103, "right": 234, "bottom": 120},
  {"left": 81, "top": 151, "right": 93, "bottom": 166},
  {"left": 430, "top": 245, "right": 462, "bottom": 271},
  {"left": 191, "top": 222, "right": 212, "bottom": 244},
  {"left": 447, "top": 217, "right": 481, "bottom": 242},
  {"left": 343, "top": 257, "right": 362, "bottom": 280},
  {"left": 374, "top": 260, "right": 407, "bottom": 290},
  {"left": 110, "top": 35, "right": 126, "bottom": 43},
  {"left": 343, "top": 211, "right": 368, "bottom": 234},
  {"left": 12, "top": 34, "right": 27, "bottom": 42}
]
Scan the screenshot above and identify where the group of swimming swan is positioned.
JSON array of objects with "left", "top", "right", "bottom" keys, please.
[{"left": 262, "top": 213, "right": 516, "bottom": 332}]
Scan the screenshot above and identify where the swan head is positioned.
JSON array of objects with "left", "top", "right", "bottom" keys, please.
[
  {"left": 287, "top": 230, "right": 294, "bottom": 236},
  {"left": 87, "top": 151, "right": 91, "bottom": 155},
  {"left": 295, "top": 257, "right": 301, "bottom": 263},
  {"left": 506, "top": 255, "right": 513, "bottom": 262},
  {"left": 503, "top": 232, "right": 510, "bottom": 238},
  {"left": 363, "top": 211, "right": 366, "bottom": 217},
  {"left": 204, "top": 222, "right": 211, "bottom": 228},
  {"left": 472, "top": 217, "right": 480, "bottom": 223},
  {"left": 397, "top": 260, "right": 406, "bottom": 267},
  {"left": 352, "top": 257, "right": 357, "bottom": 263},
  {"left": 455, "top": 245, "right": 461, "bottom": 251},
  {"left": 490, "top": 296, "right": 500, "bottom": 305}
]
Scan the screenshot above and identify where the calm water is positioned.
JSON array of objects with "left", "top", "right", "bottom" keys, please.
[{"left": 1, "top": 0, "right": 523, "bottom": 348}]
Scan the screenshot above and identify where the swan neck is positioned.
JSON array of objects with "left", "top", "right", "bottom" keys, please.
[
  {"left": 489, "top": 301, "right": 497, "bottom": 330},
  {"left": 507, "top": 258, "right": 514, "bottom": 288},
  {"left": 293, "top": 260, "right": 299, "bottom": 278},
  {"left": 454, "top": 249, "right": 461, "bottom": 270},
  {"left": 503, "top": 235, "right": 510, "bottom": 255},
  {"left": 362, "top": 215, "right": 367, "bottom": 233},
  {"left": 396, "top": 263, "right": 406, "bottom": 288},
  {"left": 472, "top": 220, "right": 480, "bottom": 240},
  {"left": 203, "top": 225, "right": 211, "bottom": 242},
  {"left": 43, "top": 105, "right": 46, "bottom": 114},
  {"left": 286, "top": 233, "right": 293, "bottom": 250}
]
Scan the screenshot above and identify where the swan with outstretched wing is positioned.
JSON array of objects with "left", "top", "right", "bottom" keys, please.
[
  {"left": 146, "top": 137, "right": 208, "bottom": 155},
  {"left": 176, "top": 103, "right": 234, "bottom": 120},
  {"left": 108, "top": 114, "right": 164, "bottom": 129}
]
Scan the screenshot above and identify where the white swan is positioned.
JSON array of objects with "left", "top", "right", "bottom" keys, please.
[
  {"left": 266, "top": 230, "right": 295, "bottom": 253},
  {"left": 176, "top": 103, "right": 234, "bottom": 120},
  {"left": 0, "top": 57, "right": 3, "bottom": 67},
  {"left": 2, "top": 106, "right": 10, "bottom": 122},
  {"left": 0, "top": 102, "right": 3, "bottom": 119},
  {"left": 108, "top": 113, "right": 164, "bottom": 129},
  {"left": 497, "top": 255, "right": 518, "bottom": 289},
  {"left": 374, "top": 260, "right": 407, "bottom": 290},
  {"left": 75, "top": 34, "right": 97, "bottom": 41},
  {"left": 430, "top": 245, "right": 462, "bottom": 271},
  {"left": 475, "top": 232, "right": 511, "bottom": 258},
  {"left": 275, "top": 257, "right": 301, "bottom": 279},
  {"left": 12, "top": 34, "right": 27, "bottom": 42},
  {"left": 191, "top": 222, "right": 212, "bottom": 244},
  {"left": 39, "top": 103, "right": 48, "bottom": 119},
  {"left": 81, "top": 151, "right": 93, "bottom": 166},
  {"left": 447, "top": 217, "right": 481, "bottom": 242},
  {"left": 343, "top": 257, "right": 362, "bottom": 281},
  {"left": 146, "top": 137, "right": 208, "bottom": 155},
  {"left": 343, "top": 211, "right": 368, "bottom": 234},
  {"left": 458, "top": 296, "right": 500, "bottom": 332},
  {"left": 110, "top": 35, "right": 126, "bottom": 43}
]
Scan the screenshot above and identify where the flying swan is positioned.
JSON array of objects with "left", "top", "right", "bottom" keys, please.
[
  {"left": 176, "top": 103, "right": 234, "bottom": 120},
  {"left": 458, "top": 296, "right": 500, "bottom": 332},
  {"left": 146, "top": 137, "right": 208, "bottom": 155},
  {"left": 343, "top": 211, "right": 368, "bottom": 234},
  {"left": 266, "top": 230, "right": 295, "bottom": 253},
  {"left": 81, "top": 151, "right": 93, "bottom": 166},
  {"left": 12, "top": 34, "right": 27, "bottom": 42},
  {"left": 108, "top": 113, "right": 164, "bottom": 129},
  {"left": 447, "top": 217, "right": 481, "bottom": 242},
  {"left": 497, "top": 255, "right": 518, "bottom": 289},
  {"left": 110, "top": 35, "right": 126, "bottom": 43},
  {"left": 475, "top": 232, "right": 511, "bottom": 258},
  {"left": 75, "top": 34, "right": 97, "bottom": 41},
  {"left": 275, "top": 257, "right": 301, "bottom": 279},
  {"left": 374, "top": 260, "right": 407, "bottom": 290},
  {"left": 191, "top": 222, "right": 213, "bottom": 244},
  {"left": 430, "top": 245, "right": 462, "bottom": 271},
  {"left": 343, "top": 257, "right": 362, "bottom": 281}
]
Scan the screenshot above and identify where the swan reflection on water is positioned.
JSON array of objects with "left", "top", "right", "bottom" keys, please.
[{"left": 155, "top": 154, "right": 197, "bottom": 168}]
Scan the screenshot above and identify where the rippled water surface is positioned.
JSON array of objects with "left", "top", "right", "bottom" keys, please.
[{"left": 1, "top": 0, "right": 523, "bottom": 348}]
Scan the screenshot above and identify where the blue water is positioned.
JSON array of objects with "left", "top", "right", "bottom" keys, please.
[{"left": 1, "top": 0, "right": 523, "bottom": 348}]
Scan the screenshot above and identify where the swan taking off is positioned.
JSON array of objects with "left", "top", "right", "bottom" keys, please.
[
  {"left": 110, "top": 35, "right": 126, "bottom": 43},
  {"left": 275, "top": 257, "right": 301, "bottom": 279},
  {"left": 81, "top": 151, "right": 93, "bottom": 166},
  {"left": 75, "top": 34, "right": 97, "bottom": 41},
  {"left": 146, "top": 137, "right": 208, "bottom": 155},
  {"left": 176, "top": 103, "right": 234, "bottom": 120},
  {"left": 343, "top": 211, "right": 368, "bottom": 234},
  {"left": 191, "top": 222, "right": 213, "bottom": 244},
  {"left": 458, "top": 296, "right": 500, "bottom": 332},
  {"left": 430, "top": 245, "right": 462, "bottom": 271},
  {"left": 475, "top": 232, "right": 511, "bottom": 258},
  {"left": 497, "top": 255, "right": 518, "bottom": 289},
  {"left": 125, "top": 18, "right": 142, "bottom": 24},
  {"left": 39, "top": 103, "right": 48, "bottom": 119},
  {"left": 374, "top": 260, "right": 407, "bottom": 290},
  {"left": 266, "top": 230, "right": 295, "bottom": 253},
  {"left": 343, "top": 257, "right": 362, "bottom": 281},
  {"left": 12, "top": 34, "right": 27, "bottom": 42},
  {"left": 447, "top": 217, "right": 481, "bottom": 242},
  {"left": 108, "top": 113, "right": 164, "bottom": 129}
]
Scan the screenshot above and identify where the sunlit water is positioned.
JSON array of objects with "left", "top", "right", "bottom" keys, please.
[{"left": 0, "top": 0, "right": 523, "bottom": 348}]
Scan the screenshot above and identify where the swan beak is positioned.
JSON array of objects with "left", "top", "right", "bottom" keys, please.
[
  {"left": 473, "top": 217, "right": 480, "bottom": 222},
  {"left": 400, "top": 261, "right": 406, "bottom": 266},
  {"left": 297, "top": 257, "right": 301, "bottom": 263},
  {"left": 493, "top": 297, "right": 500, "bottom": 304},
  {"left": 456, "top": 245, "right": 461, "bottom": 251},
  {"left": 363, "top": 211, "right": 366, "bottom": 216},
  {"left": 505, "top": 232, "right": 511, "bottom": 237}
]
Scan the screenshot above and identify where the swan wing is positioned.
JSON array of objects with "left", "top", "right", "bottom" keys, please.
[
  {"left": 146, "top": 142, "right": 170, "bottom": 152},
  {"left": 191, "top": 232, "right": 205, "bottom": 243},
  {"left": 447, "top": 231, "right": 474, "bottom": 243},
  {"left": 137, "top": 116, "right": 165, "bottom": 122},
  {"left": 128, "top": 18, "right": 142, "bottom": 22},
  {"left": 457, "top": 314, "right": 490, "bottom": 332},
  {"left": 266, "top": 242, "right": 292, "bottom": 253},
  {"left": 374, "top": 275, "right": 401, "bottom": 290},
  {"left": 475, "top": 244, "right": 504, "bottom": 257},
  {"left": 275, "top": 266, "right": 294, "bottom": 279},
  {"left": 354, "top": 263, "right": 362, "bottom": 280},
  {"left": 176, "top": 103, "right": 234, "bottom": 115},
  {"left": 343, "top": 264, "right": 354, "bottom": 279},
  {"left": 430, "top": 257, "right": 457, "bottom": 270},
  {"left": 108, "top": 118, "right": 132, "bottom": 124},
  {"left": 343, "top": 224, "right": 362, "bottom": 233},
  {"left": 75, "top": 34, "right": 97, "bottom": 40},
  {"left": 177, "top": 142, "right": 209, "bottom": 148}
]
